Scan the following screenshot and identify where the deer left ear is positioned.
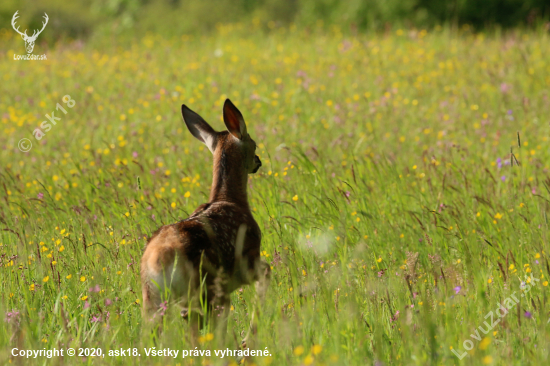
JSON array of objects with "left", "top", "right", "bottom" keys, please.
[{"left": 223, "top": 99, "right": 247, "bottom": 139}]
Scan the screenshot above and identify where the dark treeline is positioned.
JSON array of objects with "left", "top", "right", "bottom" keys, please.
[{"left": 1, "top": 0, "right": 549, "bottom": 39}]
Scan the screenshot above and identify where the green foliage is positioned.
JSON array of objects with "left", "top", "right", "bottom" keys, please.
[
  {"left": 1, "top": 22, "right": 550, "bottom": 365},
  {"left": 418, "top": 0, "right": 550, "bottom": 28},
  {"left": 1, "top": 0, "right": 549, "bottom": 40}
]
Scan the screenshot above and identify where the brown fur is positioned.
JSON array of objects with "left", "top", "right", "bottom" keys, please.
[{"left": 140, "top": 100, "right": 268, "bottom": 331}]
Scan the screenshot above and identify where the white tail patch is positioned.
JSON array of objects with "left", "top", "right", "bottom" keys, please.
[{"left": 148, "top": 257, "right": 190, "bottom": 302}]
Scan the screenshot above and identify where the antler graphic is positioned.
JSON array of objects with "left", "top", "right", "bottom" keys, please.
[
  {"left": 11, "top": 11, "right": 49, "bottom": 54},
  {"left": 31, "top": 13, "right": 49, "bottom": 39},
  {"left": 11, "top": 10, "right": 27, "bottom": 38}
]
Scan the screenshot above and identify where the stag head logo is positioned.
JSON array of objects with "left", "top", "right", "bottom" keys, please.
[{"left": 11, "top": 11, "right": 49, "bottom": 54}]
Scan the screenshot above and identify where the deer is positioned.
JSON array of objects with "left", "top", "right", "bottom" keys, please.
[
  {"left": 11, "top": 11, "right": 49, "bottom": 54},
  {"left": 140, "top": 99, "right": 270, "bottom": 340}
]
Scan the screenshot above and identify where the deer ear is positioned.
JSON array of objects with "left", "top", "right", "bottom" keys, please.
[
  {"left": 223, "top": 99, "right": 247, "bottom": 139},
  {"left": 181, "top": 105, "right": 217, "bottom": 153}
]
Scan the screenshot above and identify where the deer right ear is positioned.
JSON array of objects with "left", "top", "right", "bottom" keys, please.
[
  {"left": 181, "top": 105, "right": 217, "bottom": 153},
  {"left": 223, "top": 99, "right": 247, "bottom": 139}
]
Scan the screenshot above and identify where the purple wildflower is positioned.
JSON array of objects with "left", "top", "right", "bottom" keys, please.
[
  {"left": 454, "top": 286, "right": 462, "bottom": 294},
  {"left": 501, "top": 176, "right": 506, "bottom": 182},
  {"left": 104, "top": 298, "right": 112, "bottom": 306},
  {"left": 391, "top": 310, "right": 400, "bottom": 322},
  {"left": 89, "top": 284, "right": 101, "bottom": 293},
  {"left": 524, "top": 311, "right": 532, "bottom": 319},
  {"left": 4, "top": 310, "right": 20, "bottom": 324},
  {"left": 90, "top": 315, "right": 101, "bottom": 323},
  {"left": 158, "top": 301, "right": 168, "bottom": 317},
  {"left": 497, "top": 158, "right": 502, "bottom": 169},
  {"left": 37, "top": 192, "right": 44, "bottom": 199}
]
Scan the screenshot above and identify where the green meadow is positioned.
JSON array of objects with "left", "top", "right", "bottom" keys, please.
[{"left": 1, "top": 22, "right": 550, "bottom": 365}]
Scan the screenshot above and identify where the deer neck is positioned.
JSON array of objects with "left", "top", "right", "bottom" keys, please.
[{"left": 208, "top": 148, "right": 249, "bottom": 208}]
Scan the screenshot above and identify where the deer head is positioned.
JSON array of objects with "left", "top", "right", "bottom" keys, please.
[
  {"left": 11, "top": 11, "right": 49, "bottom": 54},
  {"left": 181, "top": 99, "right": 262, "bottom": 205}
]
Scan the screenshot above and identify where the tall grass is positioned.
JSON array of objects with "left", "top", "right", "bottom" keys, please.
[{"left": 1, "top": 23, "right": 550, "bottom": 365}]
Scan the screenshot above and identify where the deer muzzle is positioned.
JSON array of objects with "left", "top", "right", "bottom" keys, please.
[{"left": 252, "top": 155, "right": 261, "bottom": 173}]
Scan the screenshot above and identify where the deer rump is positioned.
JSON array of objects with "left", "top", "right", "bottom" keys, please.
[{"left": 141, "top": 203, "right": 261, "bottom": 314}]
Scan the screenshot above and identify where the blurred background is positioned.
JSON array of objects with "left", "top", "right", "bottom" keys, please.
[
  {"left": 1, "top": 1, "right": 550, "bottom": 364},
  {"left": 1, "top": 0, "right": 549, "bottom": 43}
]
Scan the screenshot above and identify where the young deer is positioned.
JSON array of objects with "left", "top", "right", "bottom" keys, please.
[{"left": 140, "top": 99, "right": 269, "bottom": 334}]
